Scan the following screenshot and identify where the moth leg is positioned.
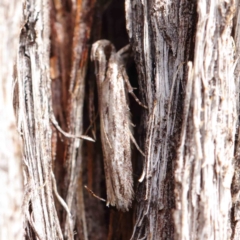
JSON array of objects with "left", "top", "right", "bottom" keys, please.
[
  {"left": 121, "top": 68, "right": 148, "bottom": 109},
  {"left": 129, "top": 129, "right": 145, "bottom": 157}
]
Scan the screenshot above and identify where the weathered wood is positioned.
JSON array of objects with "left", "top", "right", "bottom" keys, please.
[
  {"left": 0, "top": 1, "right": 23, "bottom": 239},
  {"left": 126, "top": 0, "right": 238, "bottom": 239},
  {"left": 126, "top": 0, "right": 195, "bottom": 239},
  {"left": 50, "top": 0, "right": 96, "bottom": 239},
  {"left": 174, "top": 1, "right": 236, "bottom": 239},
  {"left": 1, "top": 0, "right": 239, "bottom": 239},
  {"left": 17, "top": 0, "right": 64, "bottom": 239},
  {"left": 231, "top": 1, "right": 240, "bottom": 239},
  {"left": 61, "top": 0, "right": 96, "bottom": 238}
]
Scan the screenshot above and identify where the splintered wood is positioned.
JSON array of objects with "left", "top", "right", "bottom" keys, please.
[
  {"left": 91, "top": 40, "right": 144, "bottom": 211},
  {"left": 174, "top": 1, "right": 237, "bottom": 240}
]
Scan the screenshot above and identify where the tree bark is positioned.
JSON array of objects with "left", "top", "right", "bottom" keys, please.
[
  {"left": 1, "top": 0, "right": 240, "bottom": 240},
  {"left": 0, "top": 1, "right": 23, "bottom": 239},
  {"left": 126, "top": 0, "right": 238, "bottom": 239},
  {"left": 126, "top": 0, "right": 195, "bottom": 238}
]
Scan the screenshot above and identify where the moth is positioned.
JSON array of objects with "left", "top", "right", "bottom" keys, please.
[{"left": 91, "top": 40, "right": 146, "bottom": 211}]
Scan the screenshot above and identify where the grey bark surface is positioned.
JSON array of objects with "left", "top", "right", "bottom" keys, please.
[
  {"left": 174, "top": 1, "right": 236, "bottom": 239},
  {"left": 126, "top": 0, "right": 238, "bottom": 239},
  {"left": 126, "top": 0, "right": 195, "bottom": 239},
  {"left": 17, "top": 0, "right": 64, "bottom": 239}
]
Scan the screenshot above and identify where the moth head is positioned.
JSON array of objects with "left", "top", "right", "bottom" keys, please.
[
  {"left": 91, "top": 40, "right": 116, "bottom": 62},
  {"left": 91, "top": 40, "right": 117, "bottom": 84}
]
